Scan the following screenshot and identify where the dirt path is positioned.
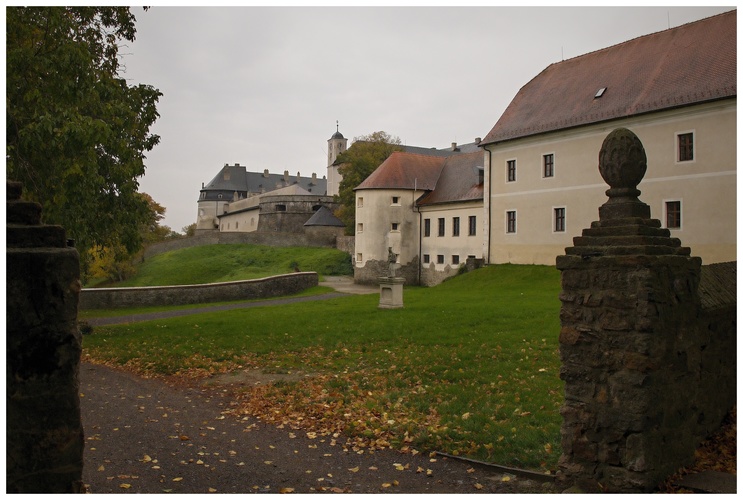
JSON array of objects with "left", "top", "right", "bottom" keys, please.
[{"left": 80, "top": 362, "right": 557, "bottom": 494}]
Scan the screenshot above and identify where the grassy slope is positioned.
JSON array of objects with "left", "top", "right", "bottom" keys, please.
[
  {"left": 102, "top": 244, "right": 353, "bottom": 287},
  {"left": 84, "top": 264, "right": 564, "bottom": 471}
]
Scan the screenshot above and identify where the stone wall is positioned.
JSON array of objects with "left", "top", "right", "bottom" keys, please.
[
  {"left": 144, "top": 231, "right": 340, "bottom": 260},
  {"left": 80, "top": 272, "right": 319, "bottom": 310},
  {"left": 354, "top": 258, "right": 419, "bottom": 286},
  {"left": 6, "top": 181, "right": 84, "bottom": 492},
  {"left": 555, "top": 129, "right": 736, "bottom": 492}
]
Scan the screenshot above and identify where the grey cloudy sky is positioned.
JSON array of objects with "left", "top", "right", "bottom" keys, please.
[{"left": 121, "top": 5, "right": 734, "bottom": 233}]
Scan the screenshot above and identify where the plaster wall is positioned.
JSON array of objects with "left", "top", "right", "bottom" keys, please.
[{"left": 485, "top": 100, "right": 736, "bottom": 265}]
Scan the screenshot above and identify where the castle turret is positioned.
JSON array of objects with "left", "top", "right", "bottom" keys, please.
[{"left": 326, "top": 121, "right": 348, "bottom": 196}]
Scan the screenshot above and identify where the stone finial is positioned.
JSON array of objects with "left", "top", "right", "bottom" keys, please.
[{"left": 597, "top": 128, "right": 651, "bottom": 220}]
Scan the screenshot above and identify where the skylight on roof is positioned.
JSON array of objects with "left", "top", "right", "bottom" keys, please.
[{"left": 595, "top": 87, "right": 607, "bottom": 98}]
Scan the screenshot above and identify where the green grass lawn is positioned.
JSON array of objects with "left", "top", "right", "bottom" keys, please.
[
  {"left": 83, "top": 264, "right": 563, "bottom": 472},
  {"left": 97, "top": 244, "right": 353, "bottom": 287}
]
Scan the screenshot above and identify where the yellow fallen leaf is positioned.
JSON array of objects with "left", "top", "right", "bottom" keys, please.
[
  {"left": 467, "top": 468, "right": 475, "bottom": 474},
  {"left": 474, "top": 483, "right": 484, "bottom": 490},
  {"left": 208, "top": 487, "right": 217, "bottom": 492},
  {"left": 501, "top": 475, "right": 511, "bottom": 482},
  {"left": 393, "top": 480, "right": 399, "bottom": 486},
  {"left": 141, "top": 455, "right": 152, "bottom": 463},
  {"left": 416, "top": 466, "right": 425, "bottom": 473},
  {"left": 172, "top": 477, "right": 183, "bottom": 482},
  {"left": 348, "top": 466, "right": 359, "bottom": 473},
  {"left": 381, "top": 483, "right": 391, "bottom": 488},
  {"left": 426, "top": 469, "right": 433, "bottom": 476},
  {"left": 119, "top": 484, "right": 131, "bottom": 489},
  {"left": 279, "top": 487, "right": 295, "bottom": 493},
  {"left": 97, "top": 465, "right": 105, "bottom": 471},
  {"left": 462, "top": 412, "right": 471, "bottom": 420}
]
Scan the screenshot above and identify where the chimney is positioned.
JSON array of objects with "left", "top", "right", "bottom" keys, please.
[
  {"left": 283, "top": 170, "right": 289, "bottom": 183},
  {"left": 263, "top": 169, "right": 269, "bottom": 178},
  {"left": 475, "top": 137, "right": 481, "bottom": 145},
  {"left": 296, "top": 171, "right": 301, "bottom": 183},
  {"left": 311, "top": 173, "right": 317, "bottom": 185},
  {"left": 451, "top": 142, "right": 459, "bottom": 151}
]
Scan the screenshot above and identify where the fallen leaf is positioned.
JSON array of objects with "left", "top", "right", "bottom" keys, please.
[
  {"left": 279, "top": 487, "right": 295, "bottom": 493},
  {"left": 97, "top": 465, "right": 105, "bottom": 472},
  {"left": 381, "top": 483, "right": 391, "bottom": 488},
  {"left": 173, "top": 477, "right": 183, "bottom": 482},
  {"left": 348, "top": 467, "right": 359, "bottom": 473},
  {"left": 208, "top": 487, "right": 217, "bottom": 492},
  {"left": 501, "top": 475, "right": 511, "bottom": 482},
  {"left": 119, "top": 484, "right": 131, "bottom": 489},
  {"left": 474, "top": 483, "right": 484, "bottom": 490}
]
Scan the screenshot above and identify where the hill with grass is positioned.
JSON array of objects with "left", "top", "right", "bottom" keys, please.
[{"left": 96, "top": 244, "right": 353, "bottom": 287}]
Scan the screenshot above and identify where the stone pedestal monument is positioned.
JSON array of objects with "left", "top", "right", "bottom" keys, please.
[
  {"left": 556, "top": 129, "right": 706, "bottom": 492},
  {"left": 379, "top": 247, "right": 404, "bottom": 309},
  {"left": 6, "top": 181, "right": 84, "bottom": 493}
]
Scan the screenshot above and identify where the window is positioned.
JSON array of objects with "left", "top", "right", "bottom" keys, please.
[
  {"left": 506, "top": 211, "right": 517, "bottom": 234},
  {"left": 357, "top": 223, "right": 363, "bottom": 233},
  {"left": 437, "top": 255, "right": 445, "bottom": 264},
  {"left": 554, "top": 207, "right": 565, "bottom": 232},
  {"left": 678, "top": 132, "right": 694, "bottom": 162},
  {"left": 424, "top": 218, "right": 431, "bottom": 237},
  {"left": 276, "top": 204, "right": 286, "bottom": 212},
  {"left": 438, "top": 218, "right": 445, "bottom": 237},
  {"left": 452, "top": 255, "right": 460, "bottom": 265},
  {"left": 423, "top": 254, "right": 430, "bottom": 264},
  {"left": 392, "top": 196, "right": 400, "bottom": 204},
  {"left": 391, "top": 223, "right": 399, "bottom": 231},
  {"left": 543, "top": 154, "right": 554, "bottom": 178},
  {"left": 235, "top": 221, "right": 238, "bottom": 229},
  {"left": 507, "top": 159, "right": 516, "bottom": 182},
  {"left": 469, "top": 216, "right": 477, "bottom": 236},
  {"left": 665, "top": 201, "right": 681, "bottom": 229},
  {"left": 356, "top": 253, "right": 362, "bottom": 262},
  {"left": 357, "top": 197, "right": 364, "bottom": 208},
  {"left": 452, "top": 217, "right": 460, "bottom": 237}
]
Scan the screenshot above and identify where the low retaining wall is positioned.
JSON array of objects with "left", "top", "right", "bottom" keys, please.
[{"left": 80, "top": 272, "right": 318, "bottom": 310}]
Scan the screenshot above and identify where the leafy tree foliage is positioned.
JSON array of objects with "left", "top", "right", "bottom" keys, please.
[
  {"left": 334, "top": 131, "right": 403, "bottom": 234},
  {"left": 182, "top": 223, "right": 197, "bottom": 237},
  {"left": 6, "top": 7, "right": 162, "bottom": 268}
]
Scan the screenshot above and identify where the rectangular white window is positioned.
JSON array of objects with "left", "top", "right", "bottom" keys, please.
[
  {"left": 507, "top": 159, "right": 516, "bottom": 182},
  {"left": 665, "top": 200, "right": 682, "bottom": 229},
  {"left": 437, "top": 255, "right": 445, "bottom": 264},
  {"left": 677, "top": 132, "right": 694, "bottom": 162},
  {"left": 506, "top": 210, "right": 517, "bottom": 234},
  {"left": 543, "top": 153, "right": 554, "bottom": 178},
  {"left": 452, "top": 255, "right": 460, "bottom": 265},
  {"left": 392, "top": 196, "right": 400, "bottom": 205},
  {"left": 554, "top": 207, "right": 566, "bottom": 232},
  {"left": 391, "top": 222, "right": 399, "bottom": 231}
]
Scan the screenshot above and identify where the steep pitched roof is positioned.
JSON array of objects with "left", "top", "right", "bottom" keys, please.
[
  {"left": 482, "top": 10, "right": 737, "bottom": 145},
  {"left": 417, "top": 151, "right": 484, "bottom": 206},
  {"left": 304, "top": 206, "right": 345, "bottom": 227},
  {"left": 355, "top": 152, "right": 446, "bottom": 191}
]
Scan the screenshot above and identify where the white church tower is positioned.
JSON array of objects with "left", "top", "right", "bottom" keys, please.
[{"left": 326, "top": 121, "right": 348, "bottom": 197}]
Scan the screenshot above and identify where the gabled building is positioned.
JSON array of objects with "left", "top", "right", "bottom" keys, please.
[
  {"left": 196, "top": 163, "right": 327, "bottom": 232},
  {"left": 354, "top": 144, "right": 484, "bottom": 286},
  {"left": 480, "top": 10, "right": 736, "bottom": 265}
]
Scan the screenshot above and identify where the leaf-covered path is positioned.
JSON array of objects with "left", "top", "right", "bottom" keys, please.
[{"left": 80, "top": 362, "right": 557, "bottom": 494}]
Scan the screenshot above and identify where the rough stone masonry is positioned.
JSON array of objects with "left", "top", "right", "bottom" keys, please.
[
  {"left": 555, "top": 128, "right": 736, "bottom": 492},
  {"left": 6, "top": 181, "right": 85, "bottom": 493}
]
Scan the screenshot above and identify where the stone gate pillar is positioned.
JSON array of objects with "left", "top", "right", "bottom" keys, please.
[
  {"left": 555, "top": 129, "right": 702, "bottom": 492},
  {"left": 6, "top": 181, "right": 85, "bottom": 492}
]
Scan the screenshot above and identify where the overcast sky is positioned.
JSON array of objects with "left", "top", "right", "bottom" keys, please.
[{"left": 120, "top": 5, "right": 734, "bottom": 233}]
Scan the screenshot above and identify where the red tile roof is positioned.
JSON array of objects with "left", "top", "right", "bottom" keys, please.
[
  {"left": 355, "top": 152, "right": 446, "bottom": 191},
  {"left": 417, "top": 151, "right": 484, "bottom": 205},
  {"left": 482, "top": 10, "right": 736, "bottom": 145}
]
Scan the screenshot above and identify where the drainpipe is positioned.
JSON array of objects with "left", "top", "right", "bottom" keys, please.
[{"left": 484, "top": 147, "right": 492, "bottom": 264}]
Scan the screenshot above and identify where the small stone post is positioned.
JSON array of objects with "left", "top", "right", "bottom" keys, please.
[
  {"left": 379, "top": 247, "right": 404, "bottom": 309},
  {"left": 6, "top": 181, "right": 85, "bottom": 492},
  {"left": 555, "top": 129, "right": 702, "bottom": 492}
]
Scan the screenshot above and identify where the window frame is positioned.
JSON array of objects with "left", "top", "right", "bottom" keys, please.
[
  {"left": 506, "top": 159, "right": 517, "bottom": 183},
  {"left": 543, "top": 153, "right": 555, "bottom": 178},
  {"left": 357, "top": 197, "right": 364, "bottom": 208},
  {"left": 452, "top": 216, "right": 460, "bottom": 237},
  {"left": 424, "top": 218, "right": 431, "bottom": 237},
  {"left": 676, "top": 131, "right": 695, "bottom": 163},
  {"left": 664, "top": 199, "right": 682, "bottom": 230},
  {"left": 436, "top": 254, "right": 445, "bottom": 264},
  {"left": 553, "top": 206, "right": 566, "bottom": 233},
  {"left": 391, "top": 196, "right": 400, "bottom": 205},
  {"left": 356, "top": 222, "right": 363, "bottom": 233},
  {"left": 468, "top": 215, "right": 477, "bottom": 236},
  {"left": 391, "top": 222, "right": 399, "bottom": 231},
  {"left": 506, "top": 210, "right": 517, "bottom": 234},
  {"left": 423, "top": 254, "right": 430, "bottom": 264},
  {"left": 438, "top": 218, "right": 445, "bottom": 237},
  {"left": 452, "top": 255, "right": 460, "bottom": 265}
]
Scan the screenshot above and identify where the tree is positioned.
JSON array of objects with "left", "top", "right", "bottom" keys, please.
[
  {"left": 182, "top": 223, "right": 197, "bottom": 237},
  {"left": 334, "top": 131, "right": 403, "bottom": 234},
  {"left": 6, "top": 7, "right": 162, "bottom": 273}
]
